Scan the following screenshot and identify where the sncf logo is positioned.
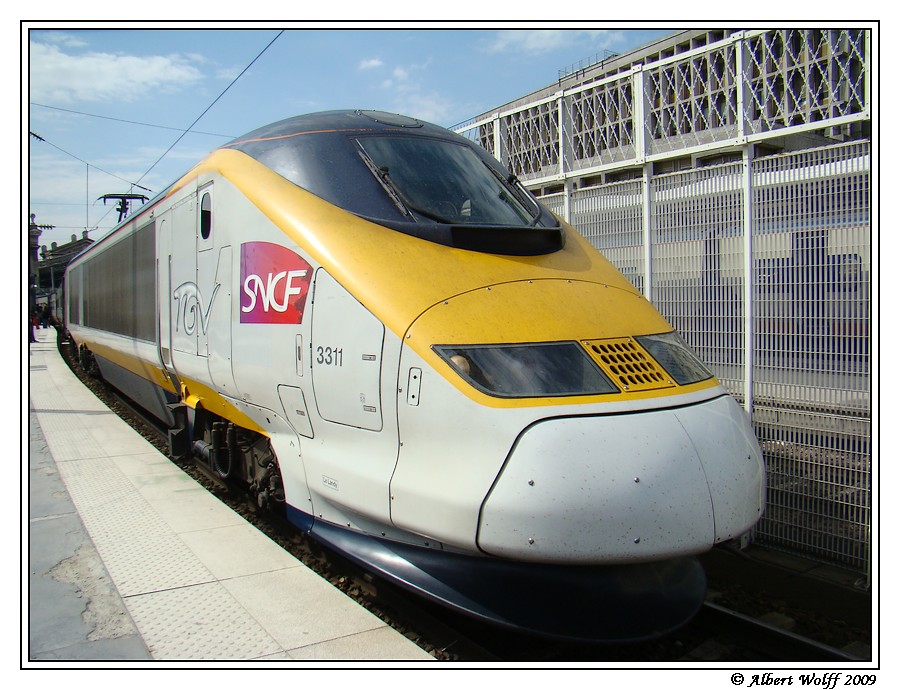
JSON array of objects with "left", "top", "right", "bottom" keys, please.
[{"left": 240, "top": 242, "right": 313, "bottom": 324}]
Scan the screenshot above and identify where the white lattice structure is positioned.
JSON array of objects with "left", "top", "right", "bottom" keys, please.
[{"left": 456, "top": 29, "right": 869, "bottom": 180}]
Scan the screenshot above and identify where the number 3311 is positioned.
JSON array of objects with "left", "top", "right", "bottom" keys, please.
[{"left": 316, "top": 346, "right": 343, "bottom": 366}]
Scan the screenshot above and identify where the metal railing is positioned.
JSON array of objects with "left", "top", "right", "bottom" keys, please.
[{"left": 540, "top": 142, "right": 872, "bottom": 577}]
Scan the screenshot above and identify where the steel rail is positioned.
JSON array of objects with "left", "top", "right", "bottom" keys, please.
[{"left": 696, "top": 601, "right": 868, "bottom": 663}]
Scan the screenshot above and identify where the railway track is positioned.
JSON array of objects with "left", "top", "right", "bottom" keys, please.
[
  {"left": 689, "top": 602, "right": 867, "bottom": 662},
  {"left": 58, "top": 334, "right": 872, "bottom": 664}
]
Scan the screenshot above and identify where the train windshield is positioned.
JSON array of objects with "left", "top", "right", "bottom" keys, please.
[{"left": 356, "top": 136, "right": 540, "bottom": 226}]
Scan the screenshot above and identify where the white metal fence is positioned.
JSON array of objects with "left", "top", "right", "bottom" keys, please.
[{"left": 538, "top": 141, "right": 871, "bottom": 576}]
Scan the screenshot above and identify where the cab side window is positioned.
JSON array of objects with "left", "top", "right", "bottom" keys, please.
[{"left": 200, "top": 192, "right": 212, "bottom": 240}]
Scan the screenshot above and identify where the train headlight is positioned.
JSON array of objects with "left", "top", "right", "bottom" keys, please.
[
  {"left": 434, "top": 342, "right": 617, "bottom": 398},
  {"left": 634, "top": 332, "right": 714, "bottom": 386}
]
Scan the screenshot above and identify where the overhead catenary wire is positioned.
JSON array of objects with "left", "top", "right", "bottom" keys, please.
[
  {"left": 30, "top": 102, "right": 236, "bottom": 139},
  {"left": 133, "top": 29, "right": 284, "bottom": 189},
  {"left": 29, "top": 131, "right": 152, "bottom": 193},
  {"left": 30, "top": 130, "right": 149, "bottom": 233}
]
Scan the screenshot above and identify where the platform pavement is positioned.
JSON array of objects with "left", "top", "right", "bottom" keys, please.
[{"left": 25, "top": 327, "right": 434, "bottom": 664}]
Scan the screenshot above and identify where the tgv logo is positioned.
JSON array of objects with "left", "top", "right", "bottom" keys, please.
[
  {"left": 240, "top": 242, "right": 313, "bottom": 324},
  {"left": 173, "top": 281, "right": 219, "bottom": 335}
]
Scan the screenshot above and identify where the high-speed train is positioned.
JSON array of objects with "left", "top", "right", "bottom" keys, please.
[{"left": 65, "top": 110, "right": 765, "bottom": 642}]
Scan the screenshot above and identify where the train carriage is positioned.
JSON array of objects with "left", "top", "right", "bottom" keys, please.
[{"left": 65, "top": 110, "right": 765, "bottom": 642}]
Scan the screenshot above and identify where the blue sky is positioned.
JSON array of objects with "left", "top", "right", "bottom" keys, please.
[{"left": 26, "top": 25, "right": 673, "bottom": 247}]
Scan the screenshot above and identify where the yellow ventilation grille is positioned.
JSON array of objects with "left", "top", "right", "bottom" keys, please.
[{"left": 583, "top": 338, "right": 676, "bottom": 392}]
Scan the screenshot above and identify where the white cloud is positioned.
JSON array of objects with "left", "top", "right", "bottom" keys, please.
[
  {"left": 376, "top": 61, "right": 423, "bottom": 92},
  {"left": 36, "top": 31, "right": 89, "bottom": 49},
  {"left": 391, "top": 91, "right": 456, "bottom": 126},
  {"left": 486, "top": 29, "right": 623, "bottom": 55},
  {"left": 359, "top": 57, "right": 384, "bottom": 70},
  {"left": 215, "top": 65, "right": 243, "bottom": 81},
  {"left": 28, "top": 40, "right": 205, "bottom": 105},
  {"left": 362, "top": 57, "right": 460, "bottom": 124}
]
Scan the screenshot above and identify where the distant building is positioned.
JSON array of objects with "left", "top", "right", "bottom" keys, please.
[
  {"left": 455, "top": 28, "right": 870, "bottom": 192},
  {"left": 32, "top": 231, "right": 93, "bottom": 323},
  {"left": 37, "top": 232, "right": 93, "bottom": 292}
]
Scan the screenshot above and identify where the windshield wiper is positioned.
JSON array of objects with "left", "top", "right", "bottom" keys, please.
[
  {"left": 481, "top": 162, "right": 543, "bottom": 227},
  {"left": 356, "top": 145, "right": 415, "bottom": 220},
  {"left": 381, "top": 168, "right": 456, "bottom": 224},
  {"left": 356, "top": 145, "right": 455, "bottom": 224}
]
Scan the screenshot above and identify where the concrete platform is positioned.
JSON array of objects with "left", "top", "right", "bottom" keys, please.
[{"left": 25, "top": 328, "right": 434, "bottom": 665}]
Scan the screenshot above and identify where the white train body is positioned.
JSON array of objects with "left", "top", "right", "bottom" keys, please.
[{"left": 65, "top": 110, "right": 765, "bottom": 640}]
